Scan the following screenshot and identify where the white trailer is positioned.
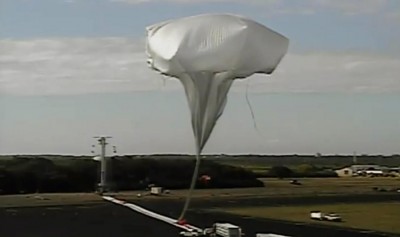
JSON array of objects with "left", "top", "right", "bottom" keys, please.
[
  {"left": 150, "top": 187, "right": 163, "bottom": 195},
  {"left": 213, "top": 223, "right": 242, "bottom": 237},
  {"left": 310, "top": 211, "right": 323, "bottom": 220},
  {"left": 310, "top": 211, "right": 342, "bottom": 222},
  {"left": 322, "top": 213, "right": 342, "bottom": 222}
]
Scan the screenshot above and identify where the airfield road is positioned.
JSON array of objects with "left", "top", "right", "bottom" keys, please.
[{"left": 1, "top": 194, "right": 399, "bottom": 237}]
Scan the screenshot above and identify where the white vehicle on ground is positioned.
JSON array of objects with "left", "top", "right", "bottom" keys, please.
[
  {"left": 323, "top": 213, "right": 342, "bottom": 222},
  {"left": 179, "top": 230, "right": 200, "bottom": 237},
  {"left": 310, "top": 211, "right": 342, "bottom": 222},
  {"left": 310, "top": 211, "right": 323, "bottom": 220},
  {"left": 211, "top": 223, "right": 242, "bottom": 237}
]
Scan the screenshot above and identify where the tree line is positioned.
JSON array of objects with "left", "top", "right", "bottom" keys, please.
[
  {"left": 261, "top": 164, "right": 338, "bottom": 178},
  {"left": 0, "top": 157, "right": 263, "bottom": 195}
]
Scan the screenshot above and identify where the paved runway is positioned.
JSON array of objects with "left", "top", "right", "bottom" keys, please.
[{"left": 0, "top": 204, "right": 181, "bottom": 237}]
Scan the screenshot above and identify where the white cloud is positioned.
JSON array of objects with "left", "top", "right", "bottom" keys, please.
[
  {"left": 0, "top": 38, "right": 161, "bottom": 95},
  {"left": 272, "top": 0, "right": 389, "bottom": 15},
  {"left": 111, "top": 0, "right": 279, "bottom": 4},
  {"left": 1, "top": 37, "right": 399, "bottom": 96},
  {"left": 386, "top": 9, "right": 400, "bottom": 20},
  {"left": 111, "top": 0, "right": 390, "bottom": 15},
  {"left": 244, "top": 51, "right": 400, "bottom": 94},
  {"left": 312, "top": 0, "right": 388, "bottom": 15}
]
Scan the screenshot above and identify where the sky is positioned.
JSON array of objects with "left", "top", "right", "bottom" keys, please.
[{"left": 0, "top": 0, "right": 399, "bottom": 155}]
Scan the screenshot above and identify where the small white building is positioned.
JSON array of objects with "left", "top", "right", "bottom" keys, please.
[
  {"left": 335, "top": 167, "right": 354, "bottom": 177},
  {"left": 336, "top": 165, "right": 399, "bottom": 177}
]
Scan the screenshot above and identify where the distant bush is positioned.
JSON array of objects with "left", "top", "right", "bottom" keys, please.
[
  {"left": 0, "top": 157, "right": 263, "bottom": 195},
  {"left": 294, "top": 164, "right": 338, "bottom": 178},
  {"left": 266, "top": 166, "right": 294, "bottom": 178},
  {"left": 304, "top": 170, "right": 338, "bottom": 178},
  {"left": 295, "top": 164, "right": 319, "bottom": 175},
  {"left": 260, "top": 164, "right": 338, "bottom": 178},
  {"left": 110, "top": 158, "right": 263, "bottom": 190}
]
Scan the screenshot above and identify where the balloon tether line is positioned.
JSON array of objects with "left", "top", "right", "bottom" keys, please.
[
  {"left": 178, "top": 150, "right": 201, "bottom": 221},
  {"left": 245, "top": 79, "right": 259, "bottom": 132}
]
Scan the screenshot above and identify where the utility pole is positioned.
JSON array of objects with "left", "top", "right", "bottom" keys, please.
[
  {"left": 353, "top": 151, "right": 357, "bottom": 164},
  {"left": 94, "top": 136, "right": 112, "bottom": 194}
]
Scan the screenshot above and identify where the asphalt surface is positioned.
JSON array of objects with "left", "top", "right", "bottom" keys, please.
[
  {"left": 0, "top": 194, "right": 399, "bottom": 237},
  {"left": 0, "top": 203, "right": 178, "bottom": 237}
]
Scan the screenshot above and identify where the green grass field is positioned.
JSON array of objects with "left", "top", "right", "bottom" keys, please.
[
  {"left": 259, "top": 177, "right": 400, "bottom": 195},
  {"left": 0, "top": 193, "right": 104, "bottom": 208},
  {"left": 223, "top": 202, "right": 400, "bottom": 234},
  {"left": 0, "top": 177, "right": 398, "bottom": 208}
]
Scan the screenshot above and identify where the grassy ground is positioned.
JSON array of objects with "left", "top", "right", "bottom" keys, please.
[
  {"left": 0, "top": 177, "right": 398, "bottom": 208},
  {"left": 0, "top": 193, "right": 104, "bottom": 208},
  {"left": 223, "top": 202, "right": 400, "bottom": 235},
  {"left": 258, "top": 177, "right": 400, "bottom": 195}
]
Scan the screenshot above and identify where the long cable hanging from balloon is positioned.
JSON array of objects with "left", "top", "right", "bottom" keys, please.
[
  {"left": 245, "top": 79, "right": 271, "bottom": 143},
  {"left": 178, "top": 151, "right": 201, "bottom": 221},
  {"left": 179, "top": 79, "right": 255, "bottom": 221},
  {"left": 245, "top": 78, "right": 259, "bottom": 131}
]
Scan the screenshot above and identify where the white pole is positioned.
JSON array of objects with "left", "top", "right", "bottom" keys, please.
[
  {"left": 100, "top": 137, "right": 107, "bottom": 193},
  {"left": 94, "top": 136, "right": 111, "bottom": 194}
]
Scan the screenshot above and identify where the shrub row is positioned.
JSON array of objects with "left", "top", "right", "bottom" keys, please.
[
  {"left": 258, "top": 165, "right": 338, "bottom": 178},
  {"left": 0, "top": 157, "right": 263, "bottom": 194}
]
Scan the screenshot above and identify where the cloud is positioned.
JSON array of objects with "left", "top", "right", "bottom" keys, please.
[
  {"left": 1, "top": 37, "right": 399, "bottom": 96},
  {"left": 111, "top": 0, "right": 390, "bottom": 15},
  {"left": 243, "top": 51, "right": 400, "bottom": 94},
  {"left": 111, "top": 0, "right": 279, "bottom": 4},
  {"left": 312, "top": 0, "right": 388, "bottom": 15},
  {"left": 386, "top": 9, "right": 400, "bottom": 20},
  {"left": 0, "top": 38, "right": 161, "bottom": 95},
  {"left": 272, "top": 0, "right": 389, "bottom": 15}
]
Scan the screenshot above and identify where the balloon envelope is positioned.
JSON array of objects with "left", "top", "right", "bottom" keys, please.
[{"left": 146, "top": 14, "right": 289, "bottom": 153}]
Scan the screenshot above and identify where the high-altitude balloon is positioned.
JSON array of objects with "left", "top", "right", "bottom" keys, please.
[
  {"left": 146, "top": 13, "right": 289, "bottom": 219},
  {"left": 146, "top": 14, "right": 288, "bottom": 154}
]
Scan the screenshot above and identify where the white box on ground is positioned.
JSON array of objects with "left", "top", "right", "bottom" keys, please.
[
  {"left": 310, "top": 211, "right": 323, "bottom": 220},
  {"left": 214, "top": 223, "right": 242, "bottom": 237},
  {"left": 150, "top": 187, "right": 162, "bottom": 195}
]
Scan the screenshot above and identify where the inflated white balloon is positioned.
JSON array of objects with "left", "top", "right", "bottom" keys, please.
[{"left": 146, "top": 13, "right": 289, "bottom": 153}]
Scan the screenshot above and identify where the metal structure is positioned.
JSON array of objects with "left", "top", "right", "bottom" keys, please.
[{"left": 93, "top": 136, "right": 112, "bottom": 194}]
